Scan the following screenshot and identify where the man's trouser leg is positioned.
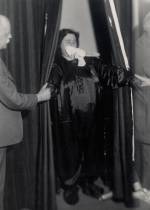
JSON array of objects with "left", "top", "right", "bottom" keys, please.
[
  {"left": 135, "top": 141, "right": 150, "bottom": 189},
  {"left": 0, "top": 148, "right": 6, "bottom": 210}
]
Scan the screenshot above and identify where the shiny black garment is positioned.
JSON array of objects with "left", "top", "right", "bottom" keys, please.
[{"left": 49, "top": 57, "right": 130, "bottom": 188}]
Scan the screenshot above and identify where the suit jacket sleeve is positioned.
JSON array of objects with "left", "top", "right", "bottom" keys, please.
[{"left": 0, "top": 67, "right": 38, "bottom": 110}]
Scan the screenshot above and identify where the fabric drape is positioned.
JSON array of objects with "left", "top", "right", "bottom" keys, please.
[
  {"left": 36, "top": 1, "right": 62, "bottom": 210},
  {"left": 103, "top": 0, "right": 134, "bottom": 206},
  {"left": 88, "top": 0, "right": 113, "bottom": 185},
  {"left": 0, "top": 0, "right": 62, "bottom": 210}
]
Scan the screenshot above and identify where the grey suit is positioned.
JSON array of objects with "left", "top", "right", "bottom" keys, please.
[
  {"left": 0, "top": 57, "right": 37, "bottom": 147},
  {"left": 0, "top": 57, "right": 37, "bottom": 209}
]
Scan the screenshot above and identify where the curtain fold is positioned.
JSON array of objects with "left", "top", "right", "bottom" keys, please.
[
  {"left": 36, "top": 1, "right": 62, "bottom": 210},
  {"left": 103, "top": 0, "right": 134, "bottom": 206},
  {"left": 0, "top": 0, "right": 62, "bottom": 210},
  {"left": 88, "top": 0, "right": 114, "bottom": 185}
]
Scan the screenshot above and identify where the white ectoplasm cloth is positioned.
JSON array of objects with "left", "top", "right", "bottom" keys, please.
[{"left": 65, "top": 46, "right": 86, "bottom": 66}]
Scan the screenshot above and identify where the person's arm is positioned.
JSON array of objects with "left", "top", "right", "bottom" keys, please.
[
  {"left": 97, "top": 59, "right": 132, "bottom": 88},
  {"left": 134, "top": 74, "right": 150, "bottom": 87},
  {"left": 0, "top": 70, "right": 50, "bottom": 110}
]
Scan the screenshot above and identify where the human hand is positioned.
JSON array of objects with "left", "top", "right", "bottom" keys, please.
[
  {"left": 135, "top": 74, "right": 150, "bottom": 87},
  {"left": 65, "top": 46, "right": 86, "bottom": 66},
  {"left": 36, "top": 83, "right": 51, "bottom": 102}
]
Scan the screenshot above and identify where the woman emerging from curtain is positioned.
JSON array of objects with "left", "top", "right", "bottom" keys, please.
[{"left": 49, "top": 28, "right": 135, "bottom": 205}]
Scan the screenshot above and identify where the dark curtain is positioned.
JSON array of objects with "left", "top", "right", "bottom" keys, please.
[
  {"left": 36, "top": 1, "right": 62, "bottom": 210},
  {"left": 89, "top": 1, "right": 133, "bottom": 205},
  {"left": 103, "top": 0, "right": 134, "bottom": 206},
  {"left": 89, "top": 0, "right": 114, "bottom": 186},
  {"left": 0, "top": 0, "right": 62, "bottom": 210}
]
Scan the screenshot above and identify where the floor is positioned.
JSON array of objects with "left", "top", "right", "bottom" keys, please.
[
  {"left": 57, "top": 180, "right": 150, "bottom": 210},
  {"left": 57, "top": 189, "right": 150, "bottom": 210}
]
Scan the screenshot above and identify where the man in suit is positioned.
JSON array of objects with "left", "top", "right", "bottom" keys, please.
[
  {"left": 132, "top": 12, "right": 150, "bottom": 202},
  {"left": 0, "top": 15, "right": 51, "bottom": 209}
]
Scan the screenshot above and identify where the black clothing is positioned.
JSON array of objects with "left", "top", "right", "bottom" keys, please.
[{"left": 49, "top": 57, "right": 129, "bottom": 189}]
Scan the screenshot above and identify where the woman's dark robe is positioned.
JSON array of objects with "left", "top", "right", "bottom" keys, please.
[{"left": 49, "top": 56, "right": 129, "bottom": 187}]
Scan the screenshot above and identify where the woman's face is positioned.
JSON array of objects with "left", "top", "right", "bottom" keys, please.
[{"left": 60, "top": 33, "right": 78, "bottom": 59}]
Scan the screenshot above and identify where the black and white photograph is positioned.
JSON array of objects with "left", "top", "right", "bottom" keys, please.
[{"left": 0, "top": 0, "right": 150, "bottom": 210}]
